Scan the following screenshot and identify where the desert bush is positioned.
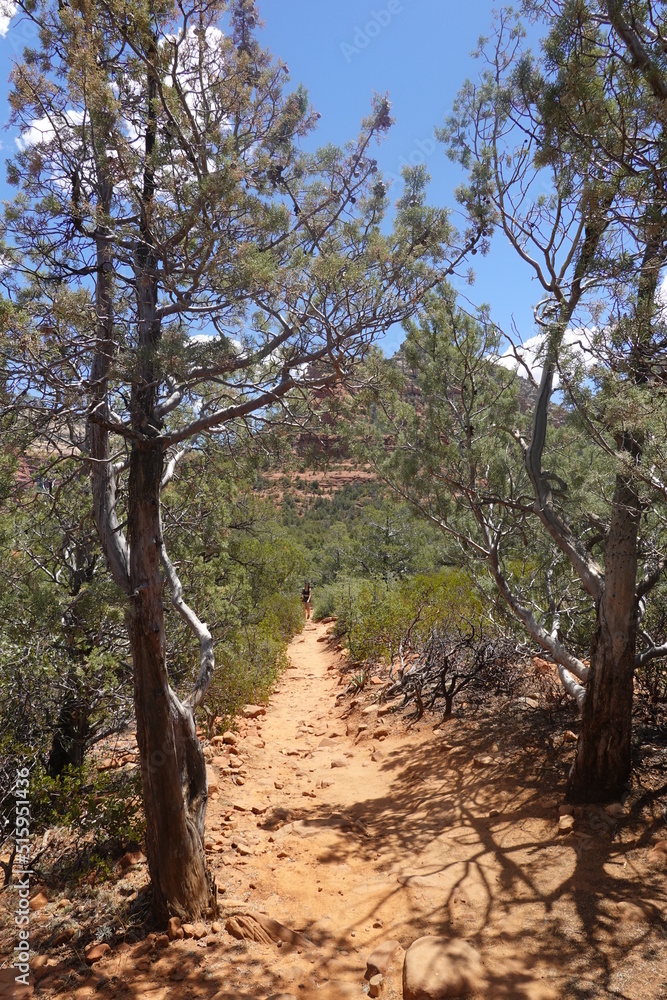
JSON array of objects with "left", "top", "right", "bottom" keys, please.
[
  {"left": 29, "top": 762, "right": 145, "bottom": 852},
  {"left": 0, "top": 749, "right": 144, "bottom": 885},
  {"left": 206, "top": 594, "right": 303, "bottom": 725},
  {"left": 324, "top": 569, "right": 484, "bottom": 668},
  {"left": 384, "top": 625, "right": 518, "bottom": 718}
]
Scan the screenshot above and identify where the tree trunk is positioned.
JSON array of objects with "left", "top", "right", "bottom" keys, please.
[
  {"left": 128, "top": 442, "right": 210, "bottom": 921},
  {"left": 567, "top": 471, "right": 640, "bottom": 802},
  {"left": 47, "top": 687, "right": 90, "bottom": 778}
]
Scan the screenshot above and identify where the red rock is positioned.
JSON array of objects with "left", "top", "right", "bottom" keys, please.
[
  {"left": 206, "top": 766, "right": 220, "bottom": 794},
  {"left": 32, "top": 955, "right": 53, "bottom": 981},
  {"left": 167, "top": 916, "right": 183, "bottom": 940},
  {"left": 242, "top": 704, "right": 266, "bottom": 719},
  {"left": 0, "top": 967, "right": 32, "bottom": 998},
  {"left": 403, "top": 936, "right": 484, "bottom": 998},
  {"left": 118, "top": 850, "right": 146, "bottom": 870},
  {"left": 29, "top": 891, "right": 48, "bottom": 910},
  {"left": 192, "top": 922, "right": 207, "bottom": 940},
  {"left": 85, "top": 943, "right": 111, "bottom": 964},
  {"left": 132, "top": 933, "right": 156, "bottom": 957},
  {"left": 365, "top": 939, "right": 402, "bottom": 978},
  {"left": 53, "top": 926, "right": 76, "bottom": 946},
  {"left": 472, "top": 755, "right": 493, "bottom": 768},
  {"left": 182, "top": 923, "right": 195, "bottom": 938}
]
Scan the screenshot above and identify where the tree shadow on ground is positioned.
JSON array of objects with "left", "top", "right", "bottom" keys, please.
[{"left": 284, "top": 709, "right": 667, "bottom": 999}]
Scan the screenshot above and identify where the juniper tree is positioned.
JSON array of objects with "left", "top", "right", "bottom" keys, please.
[
  {"left": 2, "top": 0, "right": 468, "bottom": 917},
  {"left": 390, "top": 3, "right": 667, "bottom": 802}
]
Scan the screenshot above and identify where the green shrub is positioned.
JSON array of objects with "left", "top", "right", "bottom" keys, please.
[
  {"left": 325, "top": 569, "right": 484, "bottom": 667},
  {"left": 205, "top": 594, "right": 303, "bottom": 726},
  {"left": 29, "top": 761, "right": 145, "bottom": 853}
]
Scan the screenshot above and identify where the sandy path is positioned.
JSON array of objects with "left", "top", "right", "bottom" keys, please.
[
  {"left": 29, "top": 619, "right": 665, "bottom": 1000},
  {"left": 196, "top": 620, "right": 666, "bottom": 1000}
]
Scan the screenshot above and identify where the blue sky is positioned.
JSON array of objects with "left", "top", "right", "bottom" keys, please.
[
  {"left": 0, "top": 0, "right": 541, "bottom": 355},
  {"left": 257, "top": 0, "right": 540, "bottom": 353}
]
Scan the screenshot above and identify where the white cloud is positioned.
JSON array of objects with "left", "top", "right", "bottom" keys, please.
[
  {"left": 496, "top": 329, "right": 596, "bottom": 385},
  {"left": 0, "top": 2, "right": 16, "bottom": 36},
  {"left": 16, "top": 110, "right": 85, "bottom": 151}
]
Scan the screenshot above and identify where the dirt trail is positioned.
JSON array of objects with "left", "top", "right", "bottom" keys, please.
[{"left": 9, "top": 619, "right": 667, "bottom": 1000}]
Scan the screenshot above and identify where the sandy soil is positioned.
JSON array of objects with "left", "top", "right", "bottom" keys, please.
[{"left": 2, "top": 619, "right": 667, "bottom": 1000}]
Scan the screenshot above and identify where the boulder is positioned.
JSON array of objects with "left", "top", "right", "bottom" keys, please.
[
  {"left": 243, "top": 704, "right": 267, "bottom": 719},
  {"left": 84, "top": 943, "right": 111, "bottom": 964},
  {"left": 402, "top": 936, "right": 484, "bottom": 999},
  {"left": 29, "top": 891, "right": 49, "bottom": 910},
  {"left": 132, "top": 933, "right": 156, "bottom": 957},
  {"left": 365, "top": 939, "right": 403, "bottom": 978},
  {"left": 167, "top": 916, "right": 184, "bottom": 940}
]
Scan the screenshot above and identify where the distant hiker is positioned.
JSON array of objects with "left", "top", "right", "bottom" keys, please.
[{"left": 301, "top": 581, "right": 312, "bottom": 619}]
